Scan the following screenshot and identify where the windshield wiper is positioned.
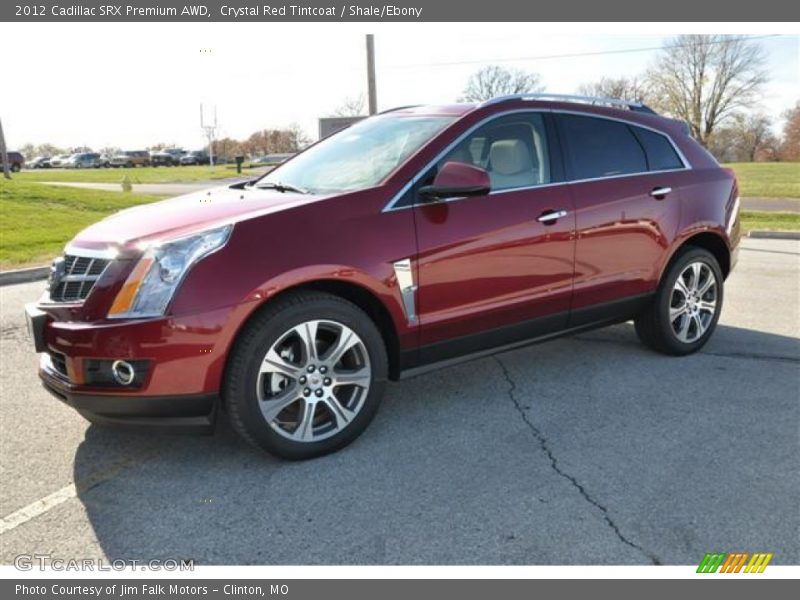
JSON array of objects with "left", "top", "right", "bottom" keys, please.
[{"left": 254, "top": 181, "right": 308, "bottom": 194}]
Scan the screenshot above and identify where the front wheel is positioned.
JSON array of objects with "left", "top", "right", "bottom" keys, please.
[
  {"left": 635, "top": 247, "right": 724, "bottom": 355},
  {"left": 223, "top": 292, "right": 388, "bottom": 460}
]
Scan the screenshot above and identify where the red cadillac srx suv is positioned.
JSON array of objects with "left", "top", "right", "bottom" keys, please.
[{"left": 26, "top": 94, "right": 741, "bottom": 459}]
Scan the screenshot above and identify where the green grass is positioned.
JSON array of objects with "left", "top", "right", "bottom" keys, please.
[
  {"left": 0, "top": 180, "right": 164, "bottom": 269},
  {"left": 740, "top": 211, "right": 800, "bottom": 233},
  {"left": 15, "top": 164, "right": 264, "bottom": 185},
  {"left": 723, "top": 162, "right": 800, "bottom": 199}
]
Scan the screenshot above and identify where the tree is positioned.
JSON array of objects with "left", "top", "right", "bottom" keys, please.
[
  {"left": 577, "top": 76, "right": 649, "bottom": 103},
  {"left": 779, "top": 101, "right": 800, "bottom": 161},
  {"left": 459, "top": 65, "right": 544, "bottom": 103},
  {"left": 646, "top": 35, "right": 768, "bottom": 147},
  {"left": 707, "top": 113, "right": 776, "bottom": 162},
  {"left": 331, "top": 95, "right": 366, "bottom": 117}
]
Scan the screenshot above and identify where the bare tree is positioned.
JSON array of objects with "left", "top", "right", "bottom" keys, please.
[
  {"left": 779, "top": 101, "right": 800, "bottom": 161},
  {"left": 577, "top": 76, "right": 649, "bottom": 102},
  {"left": 0, "top": 117, "right": 10, "bottom": 180},
  {"left": 707, "top": 113, "right": 776, "bottom": 162},
  {"left": 332, "top": 95, "right": 366, "bottom": 117},
  {"left": 459, "top": 65, "right": 544, "bottom": 103},
  {"left": 646, "top": 35, "right": 768, "bottom": 147}
]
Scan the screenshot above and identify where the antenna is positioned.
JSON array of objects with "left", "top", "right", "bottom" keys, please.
[{"left": 200, "top": 104, "right": 219, "bottom": 166}]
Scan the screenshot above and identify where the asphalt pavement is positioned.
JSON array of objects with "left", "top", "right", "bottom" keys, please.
[{"left": 0, "top": 238, "right": 798, "bottom": 565}]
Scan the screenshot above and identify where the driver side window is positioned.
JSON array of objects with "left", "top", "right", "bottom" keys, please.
[{"left": 439, "top": 113, "right": 551, "bottom": 191}]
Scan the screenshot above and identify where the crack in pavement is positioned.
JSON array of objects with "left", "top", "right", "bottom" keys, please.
[{"left": 494, "top": 356, "right": 662, "bottom": 565}]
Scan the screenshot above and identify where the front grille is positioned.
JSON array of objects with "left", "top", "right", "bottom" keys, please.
[{"left": 49, "top": 254, "right": 111, "bottom": 302}]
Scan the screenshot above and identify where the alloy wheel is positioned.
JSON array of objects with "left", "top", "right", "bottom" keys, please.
[
  {"left": 669, "top": 261, "right": 718, "bottom": 343},
  {"left": 255, "top": 319, "right": 371, "bottom": 442}
]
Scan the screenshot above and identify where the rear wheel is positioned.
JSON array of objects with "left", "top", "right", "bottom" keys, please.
[
  {"left": 635, "top": 247, "right": 724, "bottom": 355},
  {"left": 223, "top": 292, "right": 388, "bottom": 460}
]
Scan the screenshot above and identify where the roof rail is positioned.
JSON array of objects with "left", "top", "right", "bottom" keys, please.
[
  {"left": 378, "top": 105, "right": 422, "bottom": 114},
  {"left": 479, "top": 93, "right": 657, "bottom": 114}
]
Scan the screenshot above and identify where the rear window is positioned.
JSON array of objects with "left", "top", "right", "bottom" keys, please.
[
  {"left": 630, "top": 126, "right": 685, "bottom": 171},
  {"left": 559, "top": 114, "right": 647, "bottom": 180}
]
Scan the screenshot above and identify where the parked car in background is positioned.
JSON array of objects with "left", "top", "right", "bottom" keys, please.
[
  {"left": 67, "top": 152, "right": 107, "bottom": 169},
  {"left": 4, "top": 151, "right": 24, "bottom": 172},
  {"left": 28, "top": 156, "right": 52, "bottom": 169},
  {"left": 110, "top": 151, "right": 151, "bottom": 168},
  {"left": 150, "top": 151, "right": 174, "bottom": 167},
  {"left": 150, "top": 148, "right": 185, "bottom": 166},
  {"left": 180, "top": 150, "right": 210, "bottom": 165},
  {"left": 249, "top": 153, "right": 294, "bottom": 168},
  {"left": 49, "top": 154, "right": 72, "bottom": 168}
]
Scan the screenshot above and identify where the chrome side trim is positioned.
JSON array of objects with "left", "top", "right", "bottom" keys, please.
[
  {"left": 382, "top": 108, "right": 691, "bottom": 213},
  {"left": 393, "top": 258, "right": 418, "bottom": 326}
]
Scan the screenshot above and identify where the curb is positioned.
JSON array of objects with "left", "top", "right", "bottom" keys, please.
[
  {"left": 748, "top": 230, "right": 800, "bottom": 240},
  {"left": 0, "top": 265, "right": 49, "bottom": 287}
]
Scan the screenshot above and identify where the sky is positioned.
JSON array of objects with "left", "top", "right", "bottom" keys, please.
[{"left": 1, "top": 23, "right": 797, "bottom": 151}]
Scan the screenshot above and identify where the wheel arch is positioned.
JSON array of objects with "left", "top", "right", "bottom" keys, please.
[
  {"left": 661, "top": 230, "right": 731, "bottom": 282},
  {"left": 224, "top": 279, "right": 403, "bottom": 387}
]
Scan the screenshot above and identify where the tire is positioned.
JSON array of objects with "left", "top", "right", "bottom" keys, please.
[
  {"left": 635, "top": 247, "right": 724, "bottom": 355},
  {"left": 10, "top": 163, "right": 21, "bottom": 173},
  {"left": 223, "top": 291, "right": 388, "bottom": 460}
]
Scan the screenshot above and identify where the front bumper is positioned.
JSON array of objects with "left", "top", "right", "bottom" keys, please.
[
  {"left": 40, "top": 359, "right": 217, "bottom": 433},
  {"left": 28, "top": 299, "right": 255, "bottom": 432}
]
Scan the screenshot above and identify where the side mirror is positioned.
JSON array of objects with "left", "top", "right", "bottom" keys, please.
[{"left": 419, "top": 161, "right": 490, "bottom": 202}]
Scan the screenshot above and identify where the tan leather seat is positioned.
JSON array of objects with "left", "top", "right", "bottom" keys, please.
[{"left": 488, "top": 139, "right": 536, "bottom": 189}]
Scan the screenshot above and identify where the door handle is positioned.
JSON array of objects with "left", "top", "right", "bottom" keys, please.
[
  {"left": 537, "top": 209, "right": 568, "bottom": 224},
  {"left": 650, "top": 186, "right": 672, "bottom": 199}
]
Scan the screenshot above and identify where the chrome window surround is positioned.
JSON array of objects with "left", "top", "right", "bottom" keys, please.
[{"left": 381, "top": 109, "right": 692, "bottom": 213}]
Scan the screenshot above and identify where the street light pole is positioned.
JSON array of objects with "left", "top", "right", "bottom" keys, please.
[{"left": 366, "top": 34, "right": 377, "bottom": 115}]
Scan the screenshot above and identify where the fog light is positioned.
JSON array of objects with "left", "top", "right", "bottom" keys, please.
[{"left": 111, "top": 360, "right": 136, "bottom": 386}]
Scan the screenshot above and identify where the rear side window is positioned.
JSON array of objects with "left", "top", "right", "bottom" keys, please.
[
  {"left": 559, "top": 114, "right": 647, "bottom": 180},
  {"left": 630, "top": 126, "right": 684, "bottom": 171}
]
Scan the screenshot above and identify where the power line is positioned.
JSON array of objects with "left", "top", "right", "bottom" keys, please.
[{"left": 383, "top": 34, "right": 782, "bottom": 69}]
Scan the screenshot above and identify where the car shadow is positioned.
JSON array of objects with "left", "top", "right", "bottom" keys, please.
[{"left": 73, "top": 322, "right": 799, "bottom": 565}]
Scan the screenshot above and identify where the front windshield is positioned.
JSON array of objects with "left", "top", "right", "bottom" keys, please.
[{"left": 256, "top": 115, "right": 456, "bottom": 194}]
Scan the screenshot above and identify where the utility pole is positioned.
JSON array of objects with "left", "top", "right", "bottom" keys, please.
[
  {"left": 0, "top": 117, "right": 10, "bottom": 180},
  {"left": 366, "top": 34, "right": 377, "bottom": 115},
  {"left": 200, "top": 104, "right": 218, "bottom": 166}
]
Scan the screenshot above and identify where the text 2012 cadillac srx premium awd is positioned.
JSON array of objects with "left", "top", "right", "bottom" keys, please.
[{"left": 26, "top": 94, "right": 740, "bottom": 459}]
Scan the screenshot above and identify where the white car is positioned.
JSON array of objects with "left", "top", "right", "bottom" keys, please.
[{"left": 49, "top": 154, "right": 73, "bottom": 168}]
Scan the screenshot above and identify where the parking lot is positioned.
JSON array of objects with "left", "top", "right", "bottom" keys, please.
[{"left": 0, "top": 237, "right": 797, "bottom": 566}]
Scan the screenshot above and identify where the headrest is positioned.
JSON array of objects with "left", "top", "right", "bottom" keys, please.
[{"left": 489, "top": 139, "right": 533, "bottom": 175}]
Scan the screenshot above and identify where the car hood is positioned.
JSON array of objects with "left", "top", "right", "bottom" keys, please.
[{"left": 68, "top": 184, "right": 329, "bottom": 254}]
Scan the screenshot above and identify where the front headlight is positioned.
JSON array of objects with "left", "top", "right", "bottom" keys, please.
[{"left": 108, "top": 225, "right": 232, "bottom": 319}]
